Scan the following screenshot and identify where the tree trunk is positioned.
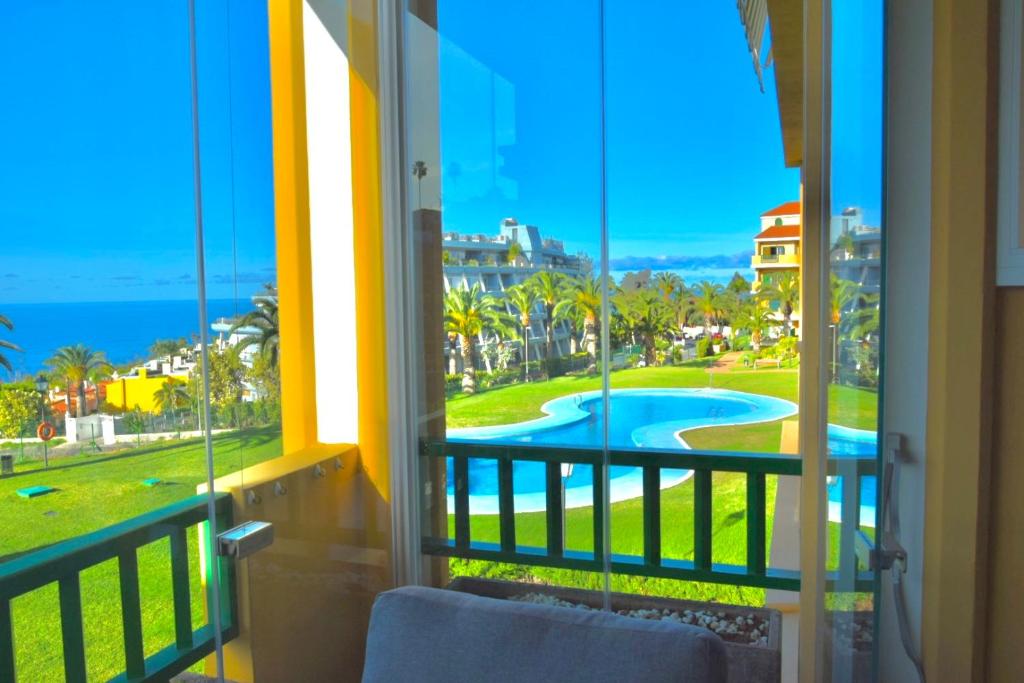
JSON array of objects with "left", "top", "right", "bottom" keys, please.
[
  {"left": 448, "top": 334, "right": 458, "bottom": 375},
  {"left": 460, "top": 335, "right": 476, "bottom": 393},
  {"left": 545, "top": 308, "right": 555, "bottom": 360},
  {"left": 585, "top": 317, "right": 597, "bottom": 370}
]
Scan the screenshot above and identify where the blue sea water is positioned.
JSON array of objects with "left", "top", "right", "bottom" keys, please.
[{"left": 0, "top": 299, "right": 249, "bottom": 377}]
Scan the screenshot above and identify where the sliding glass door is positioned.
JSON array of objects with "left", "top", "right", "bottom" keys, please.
[{"left": 401, "top": 0, "right": 884, "bottom": 679}]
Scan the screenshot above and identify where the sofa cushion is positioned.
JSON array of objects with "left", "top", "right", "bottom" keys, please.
[{"left": 362, "top": 586, "right": 727, "bottom": 683}]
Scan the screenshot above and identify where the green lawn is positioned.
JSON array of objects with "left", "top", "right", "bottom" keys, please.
[
  {"left": 451, "top": 470, "right": 780, "bottom": 606},
  {"left": 1, "top": 427, "right": 282, "bottom": 682},
  {"left": 444, "top": 364, "right": 878, "bottom": 605}
]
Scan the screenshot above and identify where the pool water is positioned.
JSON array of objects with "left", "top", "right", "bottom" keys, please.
[{"left": 446, "top": 388, "right": 877, "bottom": 525}]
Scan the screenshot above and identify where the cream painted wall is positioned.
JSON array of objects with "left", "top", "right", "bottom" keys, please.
[
  {"left": 303, "top": 0, "right": 359, "bottom": 444},
  {"left": 878, "top": 0, "right": 932, "bottom": 680}
]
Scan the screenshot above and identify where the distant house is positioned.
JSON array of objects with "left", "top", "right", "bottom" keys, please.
[{"left": 751, "top": 200, "right": 801, "bottom": 289}]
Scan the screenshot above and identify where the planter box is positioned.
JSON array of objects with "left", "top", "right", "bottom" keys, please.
[{"left": 448, "top": 577, "right": 782, "bottom": 683}]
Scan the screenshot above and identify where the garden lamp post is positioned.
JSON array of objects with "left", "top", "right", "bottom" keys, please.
[{"left": 35, "top": 374, "right": 49, "bottom": 468}]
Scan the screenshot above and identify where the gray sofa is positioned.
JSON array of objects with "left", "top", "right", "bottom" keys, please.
[{"left": 362, "top": 586, "right": 727, "bottom": 683}]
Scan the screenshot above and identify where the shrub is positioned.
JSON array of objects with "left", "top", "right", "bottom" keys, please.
[
  {"left": 776, "top": 336, "right": 799, "bottom": 363},
  {"left": 478, "top": 368, "right": 519, "bottom": 389},
  {"left": 696, "top": 337, "right": 713, "bottom": 358},
  {"left": 445, "top": 373, "right": 462, "bottom": 394}
]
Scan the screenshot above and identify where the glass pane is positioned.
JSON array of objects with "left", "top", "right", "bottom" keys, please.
[
  {"left": 0, "top": 2, "right": 223, "bottom": 679},
  {"left": 826, "top": 0, "right": 884, "bottom": 680},
  {"left": 408, "top": 0, "right": 606, "bottom": 590},
  {"left": 603, "top": 1, "right": 801, "bottom": 619}
]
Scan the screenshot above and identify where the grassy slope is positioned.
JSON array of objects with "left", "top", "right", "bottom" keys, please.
[
  {"left": 444, "top": 365, "right": 877, "bottom": 605},
  {"left": 2, "top": 428, "right": 282, "bottom": 682}
]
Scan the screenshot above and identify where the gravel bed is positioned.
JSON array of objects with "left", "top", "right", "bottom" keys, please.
[{"left": 510, "top": 592, "right": 771, "bottom": 647}]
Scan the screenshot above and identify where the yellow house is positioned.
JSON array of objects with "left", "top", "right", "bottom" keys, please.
[
  {"left": 105, "top": 367, "right": 189, "bottom": 413},
  {"left": 751, "top": 200, "right": 801, "bottom": 288}
]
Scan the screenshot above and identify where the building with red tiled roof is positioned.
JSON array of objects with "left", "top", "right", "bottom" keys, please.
[
  {"left": 760, "top": 200, "right": 802, "bottom": 218},
  {"left": 752, "top": 201, "right": 802, "bottom": 329}
]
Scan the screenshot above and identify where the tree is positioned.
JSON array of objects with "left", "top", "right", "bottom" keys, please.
[
  {"left": 835, "top": 230, "right": 855, "bottom": 259},
  {"left": 232, "top": 284, "right": 279, "bottom": 367},
  {"left": 0, "top": 314, "right": 22, "bottom": 375},
  {"left": 123, "top": 408, "right": 146, "bottom": 447},
  {"left": 150, "top": 338, "right": 187, "bottom": 361},
  {"left": 412, "top": 160, "right": 428, "bottom": 209},
  {"left": 505, "top": 284, "right": 539, "bottom": 366},
  {"left": 556, "top": 275, "right": 603, "bottom": 368},
  {"left": 0, "top": 387, "right": 40, "bottom": 439},
  {"left": 737, "top": 299, "right": 776, "bottom": 351},
  {"left": 612, "top": 289, "right": 673, "bottom": 365},
  {"left": 506, "top": 241, "right": 525, "bottom": 265},
  {"left": 652, "top": 272, "right": 684, "bottom": 303},
  {"left": 525, "top": 271, "right": 565, "bottom": 362},
  {"left": 47, "top": 345, "right": 112, "bottom": 417},
  {"left": 198, "top": 347, "right": 247, "bottom": 407},
  {"left": 726, "top": 272, "right": 752, "bottom": 298},
  {"left": 153, "top": 379, "right": 190, "bottom": 422},
  {"left": 248, "top": 349, "right": 281, "bottom": 401},
  {"left": 694, "top": 281, "right": 725, "bottom": 334},
  {"left": 763, "top": 270, "right": 800, "bottom": 336},
  {"left": 443, "top": 283, "right": 511, "bottom": 394}
]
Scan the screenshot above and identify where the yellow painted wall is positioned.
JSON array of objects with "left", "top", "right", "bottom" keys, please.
[
  {"left": 105, "top": 369, "right": 187, "bottom": 413},
  {"left": 210, "top": 1, "right": 394, "bottom": 680}
]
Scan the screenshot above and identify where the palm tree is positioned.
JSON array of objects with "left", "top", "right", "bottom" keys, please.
[
  {"left": 47, "top": 345, "right": 112, "bottom": 417},
  {"left": 443, "top": 283, "right": 511, "bottom": 393},
  {"left": 505, "top": 284, "right": 539, "bottom": 368},
  {"left": 556, "top": 275, "right": 603, "bottom": 367},
  {"left": 0, "top": 314, "right": 22, "bottom": 375},
  {"left": 652, "top": 272, "right": 684, "bottom": 303},
  {"left": 526, "top": 271, "right": 566, "bottom": 362},
  {"left": 737, "top": 299, "right": 776, "bottom": 351},
  {"left": 153, "top": 379, "right": 190, "bottom": 423},
  {"left": 232, "top": 284, "right": 279, "bottom": 367},
  {"left": 613, "top": 290, "right": 673, "bottom": 365},
  {"left": 764, "top": 270, "right": 800, "bottom": 336},
  {"left": 694, "top": 281, "right": 725, "bottom": 335},
  {"left": 412, "top": 160, "right": 428, "bottom": 209}
]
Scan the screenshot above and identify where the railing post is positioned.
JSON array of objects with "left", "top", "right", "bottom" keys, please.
[
  {"left": 592, "top": 462, "right": 605, "bottom": 561},
  {"left": 746, "top": 472, "right": 767, "bottom": 576},
  {"left": 58, "top": 574, "right": 87, "bottom": 683},
  {"left": 642, "top": 466, "right": 661, "bottom": 567},
  {"left": 545, "top": 461, "right": 564, "bottom": 557},
  {"left": 693, "top": 469, "right": 712, "bottom": 571},
  {"left": 498, "top": 456, "right": 516, "bottom": 552},
  {"left": 453, "top": 455, "right": 470, "bottom": 549},
  {"left": 0, "top": 598, "right": 13, "bottom": 683},
  {"left": 169, "top": 527, "right": 194, "bottom": 650},
  {"left": 118, "top": 551, "right": 146, "bottom": 679}
]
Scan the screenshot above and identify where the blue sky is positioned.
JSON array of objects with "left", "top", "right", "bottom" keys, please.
[
  {"left": 436, "top": 1, "right": 881, "bottom": 277},
  {"left": 0, "top": 1, "right": 880, "bottom": 304},
  {"left": 0, "top": 1, "right": 275, "bottom": 305}
]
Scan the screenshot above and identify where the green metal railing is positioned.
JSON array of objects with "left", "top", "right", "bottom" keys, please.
[
  {"left": 422, "top": 441, "right": 877, "bottom": 593},
  {"left": 0, "top": 493, "right": 237, "bottom": 683}
]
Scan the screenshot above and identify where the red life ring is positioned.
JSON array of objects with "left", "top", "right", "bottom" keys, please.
[{"left": 37, "top": 422, "right": 57, "bottom": 442}]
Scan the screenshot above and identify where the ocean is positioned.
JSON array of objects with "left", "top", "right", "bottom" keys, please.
[{"left": 0, "top": 299, "right": 252, "bottom": 378}]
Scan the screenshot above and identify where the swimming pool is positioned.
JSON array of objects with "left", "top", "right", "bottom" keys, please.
[{"left": 446, "top": 388, "right": 878, "bottom": 525}]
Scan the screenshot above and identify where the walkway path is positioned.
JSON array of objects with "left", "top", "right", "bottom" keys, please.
[{"left": 706, "top": 351, "right": 744, "bottom": 373}]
